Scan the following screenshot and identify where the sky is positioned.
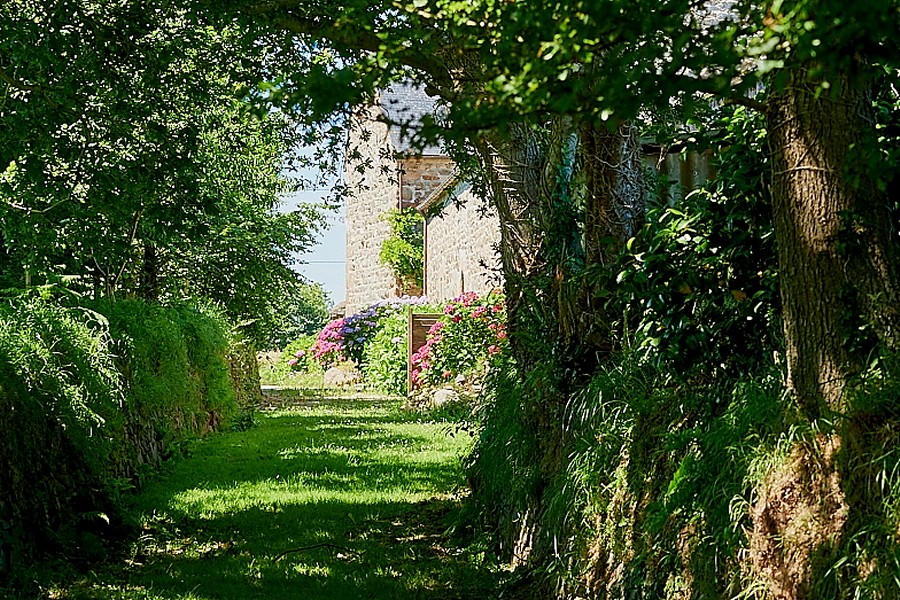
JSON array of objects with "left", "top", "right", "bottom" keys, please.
[{"left": 280, "top": 189, "right": 347, "bottom": 307}]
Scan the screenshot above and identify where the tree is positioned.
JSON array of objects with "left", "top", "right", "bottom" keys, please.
[{"left": 0, "top": 0, "right": 326, "bottom": 347}]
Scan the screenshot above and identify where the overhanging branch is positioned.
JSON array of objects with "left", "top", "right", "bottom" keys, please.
[
  {"left": 0, "top": 66, "right": 40, "bottom": 93},
  {"left": 243, "top": 4, "right": 453, "bottom": 88}
]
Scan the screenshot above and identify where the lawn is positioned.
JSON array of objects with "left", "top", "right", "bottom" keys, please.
[{"left": 48, "top": 393, "right": 502, "bottom": 599}]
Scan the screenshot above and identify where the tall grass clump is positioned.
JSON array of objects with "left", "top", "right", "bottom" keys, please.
[
  {"left": 466, "top": 350, "right": 790, "bottom": 597},
  {"left": 548, "top": 359, "right": 786, "bottom": 598},
  {"left": 464, "top": 361, "right": 545, "bottom": 559},
  {"left": 796, "top": 352, "right": 900, "bottom": 598}
]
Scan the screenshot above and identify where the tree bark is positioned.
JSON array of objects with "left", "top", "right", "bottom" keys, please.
[
  {"left": 469, "top": 117, "right": 646, "bottom": 570},
  {"left": 581, "top": 121, "right": 645, "bottom": 269},
  {"left": 140, "top": 242, "right": 159, "bottom": 301},
  {"left": 752, "top": 64, "right": 900, "bottom": 598},
  {"left": 768, "top": 67, "right": 900, "bottom": 417}
]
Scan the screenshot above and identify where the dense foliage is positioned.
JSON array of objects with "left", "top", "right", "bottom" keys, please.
[
  {"left": 300, "top": 292, "right": 509, "bottom": 396},
  {"left": 3, "top": 0, "right": 900, "bottom": 596},
  {"left": 379, "top": 208, "right": 425, "bottom": 288},
  {"left": 600, "top": 107, "right": 779, "bottom": 379},
  {"left": 309, "top": 297, "right": 430, "bottom": 370},
  {"left": 0, "top": 0, "right": 326, "bottom": 347},
  {"left": 0, "top": 297, "right": 248, "bottom": 581},
  {"left": 360, "top": 310, "right": 410, "bottom": 395}
]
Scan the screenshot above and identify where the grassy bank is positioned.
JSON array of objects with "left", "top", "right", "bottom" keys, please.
[{"left": 45, "top": 393, "right": 502, "bottom": 599}]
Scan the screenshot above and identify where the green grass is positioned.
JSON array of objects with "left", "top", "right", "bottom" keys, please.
[{"left": 45, "top": 394, "right": 502, "bottom": 600}]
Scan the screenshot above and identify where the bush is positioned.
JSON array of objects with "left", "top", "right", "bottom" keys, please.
[
  {"left": 95, "top": 300, "right": 237, "bottom": 471},
  {"left": 309, "top": 296, "right": 431, "bottom": 371},
  {"left": 379, "top": 208, "right": 424, "bottom": 287},
  {"left": 411, "top": 290, "right": 508, "bottom": 389},
  {"left": 361, "top": 310, "right": 408, "bottom": 395},
  {"left": 0, "top": 299, "right": 123, "bottom": 576},
  {"left": 283, "top": 334, "right": 316, "bottom": 373},
  {"left": 596, "top": 106, "right": 778, "bottom": 380},
  {"left": 309, "top": 317, "right": 351, "bottom": 368},
  {"left": 0, "top": 296, "right": 242, "bottom": 583}
]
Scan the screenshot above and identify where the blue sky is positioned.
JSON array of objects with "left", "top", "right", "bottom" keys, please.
[{"left": 281, "top": 189, "right": 347, "bottom": 306}]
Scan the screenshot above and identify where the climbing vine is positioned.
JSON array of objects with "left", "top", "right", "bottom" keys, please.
[{"left": 379, "top": 208, "right": 424, "bottom": 287}]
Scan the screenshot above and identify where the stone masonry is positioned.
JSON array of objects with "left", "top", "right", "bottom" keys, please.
[
  {"left": 399, "top": 156, "right": 455, "bottom": 208},
  {"left": 344, "top": 102, "right": 401, "bottom": 313},
  {"left": 420, "top": 180, "right": 502, "bottom": 301},
  {"left": 344, "top": 87, "right": 457, "bottom": 313}
]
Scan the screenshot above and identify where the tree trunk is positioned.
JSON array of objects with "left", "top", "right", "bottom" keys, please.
[
  {"left": 581, "top": 121, "right": 645, "bottom": 269},
  {"left": 577, "top": 121, "right": 645, "bottom": 357},
  {"left": 469, "top": 118, "right": 645, "bottom": 571},
  {"left": 768, "top": 66, "right": 900, "bottom": 417},
  {"left": 751, "top": 64, "right": 900, "bottom": 598},
  {"left": 140, "top": 242, "right": 159, "bottom": 301}
]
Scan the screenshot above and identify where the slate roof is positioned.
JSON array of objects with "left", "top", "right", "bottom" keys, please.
[{"left": 379, "top": 82, "right": 446, "bottom": 157}]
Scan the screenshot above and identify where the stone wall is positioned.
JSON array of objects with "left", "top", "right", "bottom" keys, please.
[
  {"left": 398, "top": 156, "right": 455, "bottom": 208},
  {"left": 423, "top": 181, "right": 502, "bottom": 302},
  {"left": 344, "top": 104, "right": 401, "bottom": 313}
]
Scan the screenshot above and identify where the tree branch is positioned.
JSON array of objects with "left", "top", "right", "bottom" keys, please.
[
  {"left": 0, "top": 66, "right": 40, "bottom": 93},
  {"left": 723, "top": 96, "right": 768, "bottom": 113},
  {"left": 672, "top": 73, "right": 769, "bottom": 114},
  {"left": 242, "top": 3, "right": 453, "bottom": 89},
  {"left": 0, "top": 63, "right": 66, "bottom": 110}
]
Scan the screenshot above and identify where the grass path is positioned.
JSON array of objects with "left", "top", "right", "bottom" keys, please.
[{"left": 55, "top": 393, "right": 502, "bottom": 599}]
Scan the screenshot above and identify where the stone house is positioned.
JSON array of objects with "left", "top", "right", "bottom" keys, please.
[{"left": 343, "top": 84, "right": 501, "bottom": 313}]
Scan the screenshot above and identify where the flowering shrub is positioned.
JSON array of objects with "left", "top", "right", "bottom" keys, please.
[
  {"left": 411, "top": 290, "right": 508, "bottom": 389},
  {"left": 309, "top": 318, "right": 348, "bottom": 368},
  {"left": 309, "top": 296, "right": 431, "bottom": 369},
  {"left": 283, "top": 335, "right": 315, "bottom": 372}
]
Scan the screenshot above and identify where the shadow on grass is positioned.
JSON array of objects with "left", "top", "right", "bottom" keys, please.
[{"left": 61, "top": 396, "right": 502, "bottom": 600}]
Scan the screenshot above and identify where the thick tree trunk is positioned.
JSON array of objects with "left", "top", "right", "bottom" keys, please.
[
  {"left": 140, "top": 242, "right": 159, "bottom": 301},
  {"left": 581, "top": 121, "right": 645, "bottom": 269},
  {"left": 769, "top": 67, "right": 900, "bottom": 416},
  {"left": 474, "top": 119, "right": 577, "bottom": 372},
  {"left": 751, "top": 65, "right": 900, "bottom": 599},
  {"left": 470, "top": 118, "right": 645, "bottom": 571},
  {"left": 577, "top": 121, "right": 645, "bottom": 357}
]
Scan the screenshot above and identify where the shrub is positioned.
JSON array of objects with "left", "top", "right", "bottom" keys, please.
[
  {"left": 361, "top": 310, "right": 408, "bottom": 395},
  {"left": 310, "top": 317, "right": 349, "bottom": 368},
  {"left": 309, "top": 296, "right": 431, "bottom": 370},
  {"left": 0, "top": 299, "right": 123, "bottom": 576},
  {"left": 0, "top": 295, "right": 243, "bottom": 583},
  {"left": 283, "top": 334, "right": 316, "bottom": 373},
  {"left": 411, "top": 290, "right": 508, "bottom": 389},
  {"left": 596, "top": 106, "right": 778, "bottom": 380},
  {"left": 97, "top": 300, "right": 237, "bottom": 432}
]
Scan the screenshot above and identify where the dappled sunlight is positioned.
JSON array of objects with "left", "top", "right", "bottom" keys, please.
[
  {"left": 167, "top": 473, "right": 458, "bottom": 518},
  {"left": 55, "top": 395, "right": 501, "bottom": 599}
]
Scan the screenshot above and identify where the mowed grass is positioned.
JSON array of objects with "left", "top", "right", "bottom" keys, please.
[{"left": 52, "top": 394, "right": 502, "bottom": 600}]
